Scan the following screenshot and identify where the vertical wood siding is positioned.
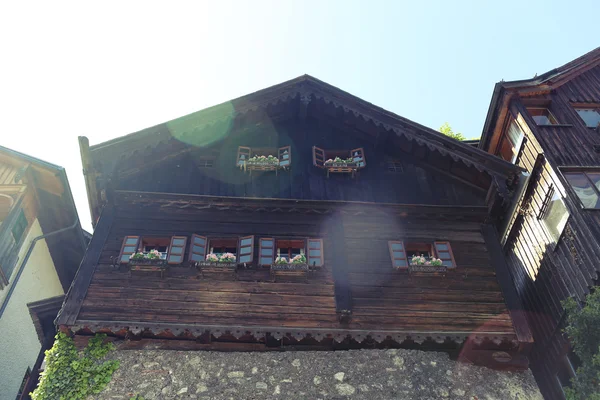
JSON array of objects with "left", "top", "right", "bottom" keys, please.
[{"left": 501, "top": 65, "right": 600, "bottom": 399}]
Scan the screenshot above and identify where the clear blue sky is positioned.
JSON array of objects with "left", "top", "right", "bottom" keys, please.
[{"left": 1, "top": 0, "right": 598, "bottom": 231}]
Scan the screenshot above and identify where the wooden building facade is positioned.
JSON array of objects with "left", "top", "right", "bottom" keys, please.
[
  {"left": 58, "top": 75, "right": 533, "bottom": 369},
  {"left": 480, "top": 47, "right": 600, "bottom": 398}
]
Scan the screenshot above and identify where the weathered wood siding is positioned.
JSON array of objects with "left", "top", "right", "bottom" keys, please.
[
  {"left": 116, "top": 118, "right": 486, "bottom": 206},
  {"left": 74, "top": 200, "right": 517, "bottom": 341},
  {"left": 340, "top": 214, "right": 515, "bottom": 335},
  {"left": 500, "top": 65, "right": 600, "bottom": 399}
]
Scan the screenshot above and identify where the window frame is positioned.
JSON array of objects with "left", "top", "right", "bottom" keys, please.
[
  {"left": 573, "top": 104, "right": 600, "bottom": 128},
  {"left": 433, "top": 241, "right": 457, "bottom": 268},
  {"left": 118, "top": 236, "right": 140, "bottom": 264},
  {"left": 527, "top": 107, "right": 559, "bottom": 126},
  {"left": 561, "top": 168, "right": 600, "bottom": 209},
  {"left": 258, "top": 237, "right": 275, "bottom": 266},
  {"left": 11, "top": 209, "right": 28, "bottom": 244},
  {"left": 307, "top": 238, "right": 324, "bottom": 267},
  {"left": 388, "top": 241, "right": 409, "bottom": 269},
  {"left": 238, "top": 235, "right": 255, "bottom": 264},
  {"left": 537, "top": 184, "right": 570, "bottom": 244},
  {"left": 497, "top": 119, "right": 525, "bottom": 164}
]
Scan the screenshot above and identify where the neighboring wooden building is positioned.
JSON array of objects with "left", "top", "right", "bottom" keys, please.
[
  {"left": 57, "top": 75, "right": 533, "bottom": 369},
  {"left": 0, "top": 146, "right": 87, "bottom": 399},
  {"left": 479, "top": 47, "right": 600, "bottom": 399}
]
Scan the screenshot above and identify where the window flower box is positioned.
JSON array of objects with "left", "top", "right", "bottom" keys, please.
[
  {"left": 197, "top": 253, "right": 238, "bottom": 276},
  {"left": 408, "top": 255, "right": 447, "bottom": 274},
  {"left": 128, "top": 251, "right": 168, "bottom": 277},
  {"left": 236, "top": 146, "right": 291, "bottom": 174},
  {"left": 270, "top": 255, "right": 309, "bottom": 279}
]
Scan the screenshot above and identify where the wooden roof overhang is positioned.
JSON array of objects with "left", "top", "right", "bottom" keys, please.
[
  {"left": 480, "top": 46, "right": 600, "bottom": 153},
  {"left": 81, "top": 75, "right": 523, "bottom": 224},
  {"left": 114, "top": 190, "right": 491, "bottom": 222}
]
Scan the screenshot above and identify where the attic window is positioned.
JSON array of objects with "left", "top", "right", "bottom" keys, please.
[
  {"left": 141, "top": 237, "right": 170, "bottom": 259},
  {"left": 197, "top": 158, "right": 214, "bottom": 168},
  {"left": 527, "top": 108, "right": 558, "bottom": 126},
  {"left": 312, "top": 147, "right": 366, "bottom": 177},
  {"left": 209, "top": 238, "right": 238, "bottom": 258},
  {"left": 386, "top": 160, "right": 404, "bottom": 173},
  {"left": 574, "top": 107, "right": 600, "bottom": 128},
  {"left": 276, "top": 239, "right": 305, "bottom": 262},
  {"left": 236, "top": 146, "right": 291, "bottom": 171}
]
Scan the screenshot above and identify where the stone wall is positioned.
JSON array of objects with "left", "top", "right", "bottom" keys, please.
[{"left": 95, "top": 348, "right": 542, "bottom": 400}]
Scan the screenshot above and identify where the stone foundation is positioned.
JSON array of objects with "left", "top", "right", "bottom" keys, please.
[{"left": 94, "top": 348, "right": 542, "bottom": 399}]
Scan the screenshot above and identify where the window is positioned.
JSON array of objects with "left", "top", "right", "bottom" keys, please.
[
  {"left": 209, "top": 238, "right": 238, "bottom": 258},
  {"left": 538, "top": 185, "right": 569, "bottom": 243},
  {"left": 388, "top": 241, "right": 457, "bottom": 269},
  {"left": 265, "top": 238, "right": 324, "bottom": 267},
  {"left": 141, "top": 237, "right": 170, "bottom": 259},
  {"left": 556, "top": 349, "right": 580, "bottom": 394},
  {"left": 575, "top": 107, "right": 600, "bottom": 128},
  {"left": 564, "top": 170, "right": 600, "bottom": 209},
  {"left": 498, "top": 120, "right": 525, "bottom": 164},
  {"left": 276, "top": 239, "right": 305, "bottom": 262},
  {"left": 236, "top": 146, "right": 292, "bottom": 168},
  {"left": 386, "top": 160, "right": 404, "bottom": 173},
  {"left": 527, "top": 107, "right": 558, "bottom": 125},
  {"left": 197, "top": 158, "right": 214, "bottom": 168},
  {"left": 118, "top": 236, "right": 182, "bottom": 264},
  {"left": 405, "top": 242, "right": 433, "bottom": 259},
  {"left": 312, "top": 147, "right": 367, "bottom": 169},
  {"left": 11, "top": 209, "right": 28, "bottom": 243}
]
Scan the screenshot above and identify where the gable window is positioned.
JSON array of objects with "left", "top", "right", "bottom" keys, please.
[
  {"left": 386, "top": 159, "right": 404, "bottom": 173},
  {"left": 236, "top": 146, "right": 291, "bottom": 170},
  {"left": 527, "top": 107, "right": 558, "bottom": 126},
  {"left": 388, "top": 241, "right": 456, "bottom": 269},
  {"left": 313, "top": 147, "right": 366, "bottom": 168},
  {"left": 498, "top": 120, "right": 525, "bottom": 164},
  {"left": 140, "top": 237, "right": 170, "bottom": 259},
  {"left": 538, "top": 185, "right": 569, "bottom": 243},
  {"left": 575, "top": 107, "right": 600, "bottom": 128},
  {"left": 564, "top": 170, "right": 600, "bottom": 209}
]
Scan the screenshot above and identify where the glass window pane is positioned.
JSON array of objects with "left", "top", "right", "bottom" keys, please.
[
  {"left": 125, "top": 237, "right": 138, "bottom": 245},
  {"left": 543, "top": 192, "right": 569, "bottom": 242},
  {"left": 586, "top": 173, "right": 600, "bottom": 192},
  {"left": 121, "top": 255, "right": 131, "bottom": 262},
  {"left": 261, "top": 248, "right": 273, "bottom": 256},
  {"left": 239, "top": 255, "right": 250, "bottom": 263},
  {"left": 240, "top": 246, "right": 251, "bottom": 255},
  {"left": 193, "top": 237, "right": 206, "bottom": 245},
  {"left": 392, "top": 251, "right": 405, "bottom": 258},
  {"left": 172, "top": 238, "right": 185, "bottom": 246},
  {"left": 437, "top": 251, "right": 451, "bottom": 259},
  {"left": 169, "top": 255, "right": 182, "bottom": 263},
  {"left": 191, "top": 253, "right": 202, "bottom": 261},
  {"left": 576, "top": 109, "right": 600, "bottom": 128},
  {"left": 309, "top": 249, "right": 321, "bottom": 257},
  {"left": 442, "top": 260, "right": 453, "bottom": 267},
  {"left": 394, "top": 259, "right": 407, "bottom": 267},
  {"left": 123, "top": 246, "right": 137, "bottom": 253},
  {"left": 240, "top": 238, "right": 252, "bottom": 246},
  {"left": 262, "top": 239, "right": 273, "bottom": 246},
  {"left": 308, "top": 240, "right": 321, "bottom": 248},
  {"left": 435, "top": 243, "right": 448, "bottom": 251},
  {"left": 309, "top": 257, "right": 321, "bottom": 265},
  {"left": 170, "top": 247, "right": 183, "bottom": 255},
  {"left": 565, "top": 173, "right": 600, "bottom": 208},
  {"left": 260, "top": 257, "right": 273, "bottom": 264},
  {"left": 192, "top": 245, "right": 204, "bottom": 254},
  {"left": 390, "top": 243, "right": 404, "bottom": 251}
]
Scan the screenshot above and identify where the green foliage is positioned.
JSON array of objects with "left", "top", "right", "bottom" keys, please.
[
  {"left": 562, "top": 290, "right": 600, "bottom": 400},
  {"left": 439, "top": 122, "right": 466, "bottom": 141},
  {"left": 130, "top": 395, "right": 145, "bottom": 400},
  {"left": 31, "top": 333, "right": 120, "bottom": 400}
]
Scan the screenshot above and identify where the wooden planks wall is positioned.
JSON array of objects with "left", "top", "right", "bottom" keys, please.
[
  {"left": 499, "top": 65, "right": 600, "bottom": 399},
  {"left": 115, "top": 118, "right": 487, "bottom": 207}
]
